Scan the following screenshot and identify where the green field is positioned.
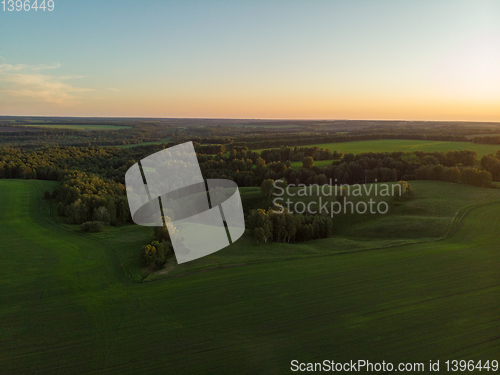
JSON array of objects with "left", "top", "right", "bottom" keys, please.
[
  {"left": 256, "top": 140, "right": 500, "bottom": 168},
  {"left": 21, "top": 124, "right": 132, "bottom": 130},
  {"left": 2, "top": 180, "right": 500, "bottom": 373}
]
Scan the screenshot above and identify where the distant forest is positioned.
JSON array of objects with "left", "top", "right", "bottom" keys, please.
[{"left": 2, "top": 116, "right": 500, "bottom": 147}]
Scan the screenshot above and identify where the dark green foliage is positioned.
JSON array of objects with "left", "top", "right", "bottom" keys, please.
[
  {"left": 260, "top": 146, "right": 337, "bottom": 163},
  {"left": 416, "top": 165, "right": 492, "bottom": 188},
  {"left": 253, "top": 227, "right": 266, "bottom": 244},
  {"left": 472, "top": 135, "right": 500, "bottom": 144},
  {"left": 56, "top": 171, "right": 130, "bottom": 225},
  {"left": 56, "top": 202, "right": 65, "bottom": 216},
  {"left": 198, "top": 147, "right": 489, "bottom": 188},
  {"left": 80, "top": 221, "right": 104, "bottom": 233},
  {"left": 140, "top": 240, "right": 172, "bottom": 268},
  {"left": 480, "top": 151, "right": 500, "bottom": 181},
  {"left": 260, "top": 179, "right": 275, "bottom": 198},
  {"left": 195, "top": 144, "right": 226, "bottom": 154},
  {"left": 248, "top": 208, "right": 333, "bottom": 243},
  {"left": 255, "top": 157, "right": 265, "bottom": 171},
  {"left": 302, "top": 156, "right": 314, "bottom": 168},
  {"left": 393, "top": 181, "right": 416, "bottom": 201},
  {"left": 0, "top": 118, "right": 175, "bottom": 147},
  {"left": 92, "top": 206, "right": 110, "bottom": 224},
  {"left": 154, "top": 225, "right": 171, "bottom": 242}
]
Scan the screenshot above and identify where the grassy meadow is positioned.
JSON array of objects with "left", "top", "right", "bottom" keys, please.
[{"left": 1, "top": 179, "right": 500, "bottom": 373}]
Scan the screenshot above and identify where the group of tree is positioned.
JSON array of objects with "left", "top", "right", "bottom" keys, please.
[
  {"left": 472, "top": 135, "right": 500, "bottom": 145},
  {"left": 0, "top": 124, "right": 174, "bottom": 148},
  {"left": 54, "top": 171, "right": 131, "bottom": 225},
  {"left": 140, "top": 218, "right": 178, "bottom": 268},
  {"left": 415, "top": 165, "right": 492, "bottom": 187},
  {"left": 0, "top": 145, "right": 165, "bottom": 183},
  {"left": 480, "top": 151, "right": 500, "bottom": 181},
  {"left": 198, "top": 149, "right": 495, "bottom": 190},
  {"left": 393, "top": 181, "right": 416, "bottom": 201},
  {"left": 259, "top": 146, "right": 343, "bottom": 163},
  {"left": 80, "top": 221, "right": 105, "bottom": 233},
  {"left": 247, "top": 208, "right": 334, "bottom": 244}
]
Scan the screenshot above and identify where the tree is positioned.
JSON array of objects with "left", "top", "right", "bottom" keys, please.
[
  {"left": 248, "top": 209, "right": 273, "bottom": 243},
  {"left": 333, "top": 151, "right": 344, "bottom": 159},
  {"left": 302, "top": 156, "right": 314, "bottom": 169},
  {"left": 442, "top": 166, "right": 460, "bottom": 183},
  {"left": 140, "top": 240, "right": 171, "bottom": 268},
  {"left": 256, "top": 157, "right": 266, "bottom": 171},
  {"left": 269, "top": 209, "right": 286, "bottom": 242},
  {"left": 115, "top": 197, "right": 131, "bottom": 225},
  {"left": 81, "top": 221, "right": 104, "bottom": 233},
  {"left": 283, "top": 210, "right": 300, "bottom": 242},
  {"left": 154, "top": 225, "right": 171, "bottom": 242},
  {"left": 262, "top": 221, "right": 272, "bottom": 243},
  {"left": 481, "top": 154, "right": 500, "bottom": 180},
  {"left": 260, "top": 179, "right": 275, "bottom": 199},
  {"left": 422, "top": 155, "right": 439, "bottom": 165},
  {"left": 56, "top": 202, "right": 65, "bottom": 216},
  {"left": 254, "top": 227, "right": 266, "bottom": 245},
  {"left": 154, "top": 216, "right": 179, "bottom": 243},
  {"left": 93, "top": 206, "right": 110, "bottom": 224},
  {"left": 65, "top": 199, "right": 88, "bottom": 224},
  {"left": 141, "top": 244, "right": 157, "bottom": 267},
  {"left": 393, "top": 181, "right": 415, "bottom": 201}
]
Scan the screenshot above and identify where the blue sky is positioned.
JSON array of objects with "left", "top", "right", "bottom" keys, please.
[{"left": 1, "top": 0, "right": 499, "bottom": 120}]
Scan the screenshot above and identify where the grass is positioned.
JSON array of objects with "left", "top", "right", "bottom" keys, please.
[
  {"left": 108, "top": 180, "right": 500, "bottom": 280},
  {"left": 20, "top": 124, "right": 132, "bottom": 130},
  {"left": 1, "top": 179, "right": 500, "bottom": 373},
  {"left": 255, "top": 139, "right": 500, "bottom": 160}
]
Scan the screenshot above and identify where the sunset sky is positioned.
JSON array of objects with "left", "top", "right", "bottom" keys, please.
[{"left": 1, "top": 0, "right": 499, "bottom": 120}]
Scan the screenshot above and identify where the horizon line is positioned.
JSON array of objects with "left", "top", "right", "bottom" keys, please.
[{"left": 1, "top": 115, "right": 500, "bottom": 124}]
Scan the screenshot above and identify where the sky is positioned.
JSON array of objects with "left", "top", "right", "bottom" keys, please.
[{"left": 1, "top": 0, "right": 500, "bottom": 121}]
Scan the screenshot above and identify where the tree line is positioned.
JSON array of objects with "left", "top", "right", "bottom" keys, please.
[
  {"left": 196, "top": 149, "right": 492, "bottom": 189},
  {"left": 247, "top": 208, "right": 334, "bottom": 244},
  {"left": 472, "top": 135, "right": 500, "bottom": 145},
  {"left": 0, "top": 145, "right": 497, "bottom": 228},
  {"left": 54, "top": 171, "right": 131, "bottom": 225}
]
